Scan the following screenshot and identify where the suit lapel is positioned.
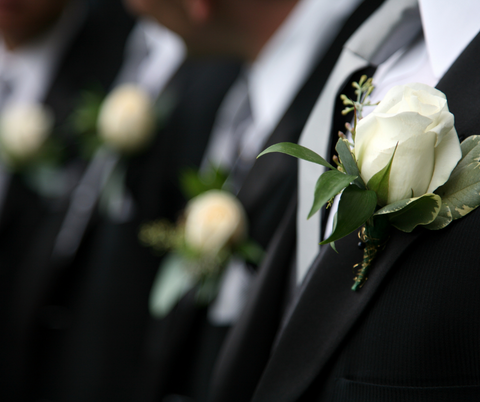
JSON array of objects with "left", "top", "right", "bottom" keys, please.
[
  {"left": 211, "top": 196, "right": 297, "bottom": 402},
  {"left": 254, "top": 227, "right": 423, "bottom": 402}
]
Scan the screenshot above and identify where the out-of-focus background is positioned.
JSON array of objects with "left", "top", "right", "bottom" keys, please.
[{"left": 0, "top": 0, "right": 369, "bottom": 401}]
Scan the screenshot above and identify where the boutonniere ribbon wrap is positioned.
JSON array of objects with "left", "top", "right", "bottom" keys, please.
[{"left": 259, "top": 78, "right": 480, "bottom": 290}]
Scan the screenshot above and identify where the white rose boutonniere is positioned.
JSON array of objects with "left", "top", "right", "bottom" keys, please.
[
  {"left": 355, "top": 83, "right": 461, "bottom": 205},
  {"left": 140, "top": 169, "right": 263, "bottom": 318},
  {"left": 0, "top": 103, "right": 54, "bottom": 167},
  {"left": 259, "top": 77, "right": 480, "bottom": 290},
  {"left": 184, "top": 190, "right": 247, "bottom": 256},
  {"left": 97, "top": 84, "right": 155, "bottom": 154}
]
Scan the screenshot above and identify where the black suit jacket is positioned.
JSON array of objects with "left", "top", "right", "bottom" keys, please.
[{"left": 211, "top": 15, "right": 480, "bottom": 402}]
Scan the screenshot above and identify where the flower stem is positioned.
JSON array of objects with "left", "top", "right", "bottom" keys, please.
[{"left": 351, "top": 218, "right": 390, "bottom": 291}]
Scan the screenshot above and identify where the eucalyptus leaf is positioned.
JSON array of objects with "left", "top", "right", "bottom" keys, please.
[
  {"left": 335, "top": 138, "right": 365, "bottom": 189},
  {"left": 320, "top": 185, "right": 377, "bottom": 245},
  {"left": 366, "top": 145, "right": 397, "bottom": 206},
  {"left": 435, "top": 135, "right": 480, "bottom": 221},
  {"left": 424, "top": 202, "right": 453, "bottom": 230},
  {"left": 376, "top": 193, "right": 441, "bottom": 232},
  {"left": 258, "top": 142, "right": 335, "bottom": 170},
  {"left": 149, "top": 253, "right": 195, "bottom": 319},
  {"left": 308, "top": 170, "right": 357, "bottom": 219},
  {"left": 374, "top": 197, "right": 417, "bottom": 215}
]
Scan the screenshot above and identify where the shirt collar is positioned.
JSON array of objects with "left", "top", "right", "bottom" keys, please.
[
  {"left": 136, "top": 20, "right": 186, "bottom": 98},
  {"left": 419, "top": 0, "right": 480, "bottom": 78},
  {"left": 247, "top": 0, "right": 363, "bottom": 133}
]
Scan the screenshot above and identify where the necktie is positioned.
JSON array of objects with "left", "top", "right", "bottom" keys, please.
[
  {"left": 296, "top": 0, "right": 421, "bottom": 284},
  {"left": 205, "top": 75, "right": 253, "bottom": 191}
]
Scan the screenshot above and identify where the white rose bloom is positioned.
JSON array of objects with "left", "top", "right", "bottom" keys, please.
[
  {"left": 97, "top": 84, "right": 155, "bottom": 154},
  {"left": 184, "top": 190, "right": 247, "bottom": 254},
  {"left": 355, "top": 83, "right": 461, "bottom": 205},
  {"left": 0, "top": 103, "right": 53, "bottom": 165}
]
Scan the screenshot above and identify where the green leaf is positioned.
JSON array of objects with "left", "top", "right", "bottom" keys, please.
[
  {"left": 424, "top": 202, "right": 453, "bottom": 230},
  {"left": 376, "top": 193, "right": 441, "bottom": 232},
  {"left": 236, "top": 240, "right": 265, "bottom": 265},
  {"left": 366, "top": 144, "right": 397, "bottom": 206},
  {"left": 308, "top": 169, "right": 357, "bottom": 218},
  {"left": 149, "top": 253, "right": 195, "bottom": 319},
  {"left": 179, "top": 165, "right": 228, "bottom": 199},
  {"left": 435, "top": 135, "right": 480, "bottom": 221},
  {"left": 320, "top": 185, "right": 377, "bottom": 244},
  {"left": 258, "top": 142, "right": 335, "bottom": 170},
  {"left": 329, "top": 213, "right": 339, "bottom": 253},
  {"left": 69, "top": 89, "right": 104, "bottom": 135},
  {"left": 335, "top": 138, "right": 366, "bottom": 189}
]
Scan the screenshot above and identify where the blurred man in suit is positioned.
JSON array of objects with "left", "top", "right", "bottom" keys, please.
[
  {"left": 132, "top": 1, "right": 387, "bottom": 401},
  {"left": 211, "top": 0, "right": 480, "bottom": 401},
  {"left": 0, "top": 0, "right": 134, "bottom": 400}
]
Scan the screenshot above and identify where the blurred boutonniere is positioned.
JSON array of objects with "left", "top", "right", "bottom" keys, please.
[
  {"left": 259, "top": 76, "right": 480, "bottom": 290},
  {"left": 67, "top": 84, "right": 157, "bottom": 221},
  {"left": 139, "top": 167, "right": 263, "bottom": 318},
  {"left": 71, "top": 83, "right": 156, "bottom": 158},
  {"left": 0, "top": 102, "right": 65, "bottom": 196}
]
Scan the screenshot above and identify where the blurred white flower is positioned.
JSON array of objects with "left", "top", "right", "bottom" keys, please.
[
  {"left": 0, "top": 103, "right": 54, "bottom": 166},
  {"left": 184, "top": 190, "right": 247, "bottom": 254},
  {"left": 97, "top": 84, "right": 155, "bottom": 154}
]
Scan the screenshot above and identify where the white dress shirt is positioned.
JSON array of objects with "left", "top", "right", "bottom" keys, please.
[
  {"left": 321, "top": 0, "right": 480, "bottom": 272},
  {"left": 115, "top": 19, "right": 186, "bottom": 100},
  {"left": 207, "top": 0, "right": 363, "bottom": 325}
]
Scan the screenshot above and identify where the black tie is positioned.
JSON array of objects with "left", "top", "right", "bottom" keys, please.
[{"left": 320, "top": 65, "right": 377, "bottom": 240}]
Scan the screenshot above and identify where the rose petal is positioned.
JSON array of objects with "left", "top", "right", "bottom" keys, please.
[
  {"left": 356, "top": 111, "right": 432, "bottom": 182},
  {"left": 388, "top": 131, "right": 436, "bottom": 203},
  {"left": 426, "top": 127, "right": 462, "bottom": 193}
]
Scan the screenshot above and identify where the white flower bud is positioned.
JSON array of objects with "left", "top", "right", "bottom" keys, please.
[
  {"left": 97, "top": 84, "right": 155, "bottom": 154},
  {"left": 0, "top": 103, "right": 53, "bottom": 165},
  {"left": 184, "top": 190, "right": 247, "bottom": 254}
]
